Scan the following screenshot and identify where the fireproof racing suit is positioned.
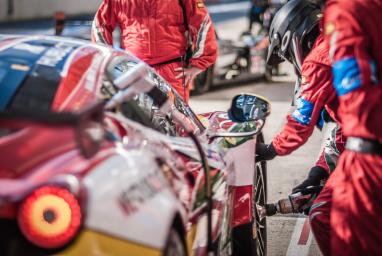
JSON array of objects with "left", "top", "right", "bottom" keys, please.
[
  {"left": 269, "top": 34, "right": 346, "bottom": 255},
  {"left": 322, "top": 0, "right": 382, "bottom": 255},
  {"left": 91, "top": 0, "right": 218, "bottom": 102},
  {"left": 271, "top": 34, "right": 345, "bottom": 174}
]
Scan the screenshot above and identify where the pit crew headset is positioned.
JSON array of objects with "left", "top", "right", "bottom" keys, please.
[{"left": 266, "top": 0, "right": 321, "bottom": 104}]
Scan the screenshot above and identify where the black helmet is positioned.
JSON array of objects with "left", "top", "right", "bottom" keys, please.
[{"left": 266, "top": 0, "right": 322, "bottom": 73}]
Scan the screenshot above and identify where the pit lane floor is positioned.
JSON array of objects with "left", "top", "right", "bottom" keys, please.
[{"left": 190, "top": 62, "right": 323, "bottom": 256}]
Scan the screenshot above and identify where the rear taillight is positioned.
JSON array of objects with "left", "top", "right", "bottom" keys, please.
[{"left": 18, "top": 186, "right": 81, "bottom": 249}]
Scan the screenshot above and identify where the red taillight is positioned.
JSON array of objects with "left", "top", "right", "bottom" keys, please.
[{"left": 18, "top": 186, "right": 82, "bottom": 249}]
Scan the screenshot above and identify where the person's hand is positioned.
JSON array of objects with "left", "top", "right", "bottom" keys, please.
[
  {"left": 292, "top": 166, "right": 328, "bottom": 194},
  {"left": 256, "top": 142, "right": 277, "bottom": 161},
  {"left": 175, "top": 66, "right": 203, "bottom": 85},
  {"left": 292, "top": 166, "right": 328, "bottom": 215}
]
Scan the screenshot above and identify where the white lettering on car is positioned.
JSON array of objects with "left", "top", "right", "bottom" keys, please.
[
  {"left": 12, "top": 43, "right": 46, "bottom": 54},
  {"left": 37, "top": 43, "right": 74, "bottom": 67}
]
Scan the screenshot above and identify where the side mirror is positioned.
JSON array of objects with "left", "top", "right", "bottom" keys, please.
[{"left": 228, "top": 93, "right": 271, "bottom": 122}]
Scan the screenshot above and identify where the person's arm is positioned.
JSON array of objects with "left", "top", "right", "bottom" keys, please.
[
  {"left": 271, "top": 62, "right": 335, "bottom": 156},
  {"left": 186, "top": 0, "right": 218, "bottom": 70},
  {"left": 91, "top": 0, "right": 117, "bottom": 46},
  {"left": 324, "top": 2, "right": 382, "bottom": 140}
]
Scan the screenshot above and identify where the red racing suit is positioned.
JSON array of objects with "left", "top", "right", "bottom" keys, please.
[
  {"left": 271, "top": 34, "right": 345, "bottom": 175},
  {"left": 322, "top": 0, "right": 382, "bottom": 255},
  {"left": 270, "top": 34, "right": 346, "bottom": 255},
  {"left": 92, "top": 0, "right": 218, "bottom": 101}
]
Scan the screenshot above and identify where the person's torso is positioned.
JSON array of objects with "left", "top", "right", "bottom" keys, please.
[
  {"left": 113, "top": 0, "right": 188, "bottom": 65},
  {"left": 326, "top": 0, "right": 382, "bottom": 142}
]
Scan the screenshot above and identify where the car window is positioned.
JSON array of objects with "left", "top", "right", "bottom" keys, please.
[
  {"left": 0, "top": 60, "right": 61, "bottom": 112},
  {"left": 104, "top": 56, "right": 205, "bottom": 136},
  {"left": 106, "top": 56, "right": 205, "bottom": 135}
]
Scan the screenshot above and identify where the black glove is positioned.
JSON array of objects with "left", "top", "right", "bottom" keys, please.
[
  {"left": 292, "top": 166, "right": 328, "bottom": 215},
  {"left": 256, "top": 142, "right": 277, "bottom": 161},
  {"left": 292, "top": 166, "right": 329, "bottom": 194}
]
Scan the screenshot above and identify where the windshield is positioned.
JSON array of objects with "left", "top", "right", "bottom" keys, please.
[{"left": 104, "top": 55, "right": 205, "bottom": 136}]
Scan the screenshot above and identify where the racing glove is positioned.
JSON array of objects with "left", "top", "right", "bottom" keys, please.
[
  {"left": 292, "top": 166, "right": 329, "bottom": 194},
  {"left": 256, "top": 142, "right": 277, "bottom": 161},
  {"left": 292, "top": 166, "right": 328, "bottom": 215}
]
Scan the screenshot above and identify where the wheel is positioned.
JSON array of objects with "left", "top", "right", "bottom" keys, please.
[
  {"left": 163, "top": 227, "right": 186, "bottom": 256},
  {"left": 254, "top": 159, "right": 267, "bottom": 256},
  {"left": 231, "top": 133, "right": 267, "bottom": 256},
  {"left": 254, "top": 132, "right": 267, "bottom": 256},
  {"left": 192, "top": 66, "right": 213, "bottom": 95}
]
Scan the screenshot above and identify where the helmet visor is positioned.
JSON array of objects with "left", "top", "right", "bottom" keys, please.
[{"left": 266, "top": 33, "right": 284, "bottom": 66}]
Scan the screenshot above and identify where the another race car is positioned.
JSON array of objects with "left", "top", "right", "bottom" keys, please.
[
  {"left": 193, "top": 31, "right": 272, "bottom": 94},
  {"left": 0, "top": 35, "right": 270, "bottom": 255}
]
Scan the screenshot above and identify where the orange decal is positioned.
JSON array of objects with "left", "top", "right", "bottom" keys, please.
[{"left": 325, "top": 22, "right": 335, "bottom": 36}]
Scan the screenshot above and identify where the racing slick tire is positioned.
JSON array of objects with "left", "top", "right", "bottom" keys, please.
[
  {"left": 164, "top": 227, "right": 187, "bottom": 256},
  {"left": 231, "top": 133, "right": 267, "bottom": 256},
  {"left": 192, "top": 66, "right": 214, "bottom": 95}
]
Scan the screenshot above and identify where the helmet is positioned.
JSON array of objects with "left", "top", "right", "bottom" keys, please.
[{"left": 266, "top": 0, "right": 322, "bottom": 74}]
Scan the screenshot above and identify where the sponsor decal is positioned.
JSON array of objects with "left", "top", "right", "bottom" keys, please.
[
  {"left": 332, "top": 57, "right": 361, "bottom": 96},
  {"left": 12, "top": 43, "right": 46, "bottom": 55},
  {"left": 325, "top": 22, "right": 335, "bottom": 36},
  {"left": 10, "top": 64, "right": 30, "bottom": 72},
  {"left": 292, "top": 97, "right": 314, "bottom": 125},
  {"left": 119, "top": 170, "right": 167, "bottom": 215},
  {"left": 37, "top": 43, "right": 74, "bottom": 68}
]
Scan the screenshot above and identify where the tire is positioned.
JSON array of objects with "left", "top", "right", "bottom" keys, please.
[
  {"left": 254, "top": 132, "right": 267, "bottom": 256},
  {"left": 193, "top": 66, "right": 213, "bottom": 95},
  {"left": 231, "top": 133, "right": 267, "bottom": 256},
  {"left": 254, "top": 155, "right": 267, "bottom": 256},
  {"left": 163, "top": 227, "right": 187, "bottom": 256}
]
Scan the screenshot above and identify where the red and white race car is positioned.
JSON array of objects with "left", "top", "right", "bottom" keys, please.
[{"left": 0, "top": 35, "right": 270, "bottom": 256}]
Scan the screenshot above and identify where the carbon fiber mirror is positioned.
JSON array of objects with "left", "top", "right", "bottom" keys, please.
[{"left": 228, "top": 94, "right": 271, "bottom": 122}]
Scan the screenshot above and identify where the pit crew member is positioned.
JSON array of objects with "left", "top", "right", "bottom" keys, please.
[
  {"left": 321, "top": 0, "right": 382, "bottom": 254},
  {"left": 92, "top": 0, "right": 218, "bottom": 102}
]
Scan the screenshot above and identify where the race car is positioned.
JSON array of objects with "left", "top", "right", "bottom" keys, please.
[
  {"left": 0, "top": 35, "right": 270, "bottom": 256},
  {"left": 193, "top": 31, "right": 272, "bottom": 94}
]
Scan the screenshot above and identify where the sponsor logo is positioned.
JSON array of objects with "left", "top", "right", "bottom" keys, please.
[
  {"left": 325, "top": 22, "right": 335, "bottom": 36},
  {"left": 119, "top": 170, "right": 167, "bottom": 215},
  {"left": 12, "top": 43, "right": 46, "bottom": 54},
  {"left": 37, "top": 43, "right": 74, "bottom": 68}
]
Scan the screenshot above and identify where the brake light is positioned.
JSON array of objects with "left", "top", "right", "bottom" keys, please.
[{"left": 18, "top": 186, "right": 81, "bottom": 249}]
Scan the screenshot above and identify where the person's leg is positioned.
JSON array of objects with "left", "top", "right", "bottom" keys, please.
[
  {"left": 309, "top": 177, "right": 335, "bottom": 256},
  {"left": 331, "top": 152, "right": 382, "bottom": 255},
  {"left": 248, "top": 6, "right": 255, "bottom": 31},
  {"left": 154, "top": 62, "right": 190, "bottom": 102}
]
